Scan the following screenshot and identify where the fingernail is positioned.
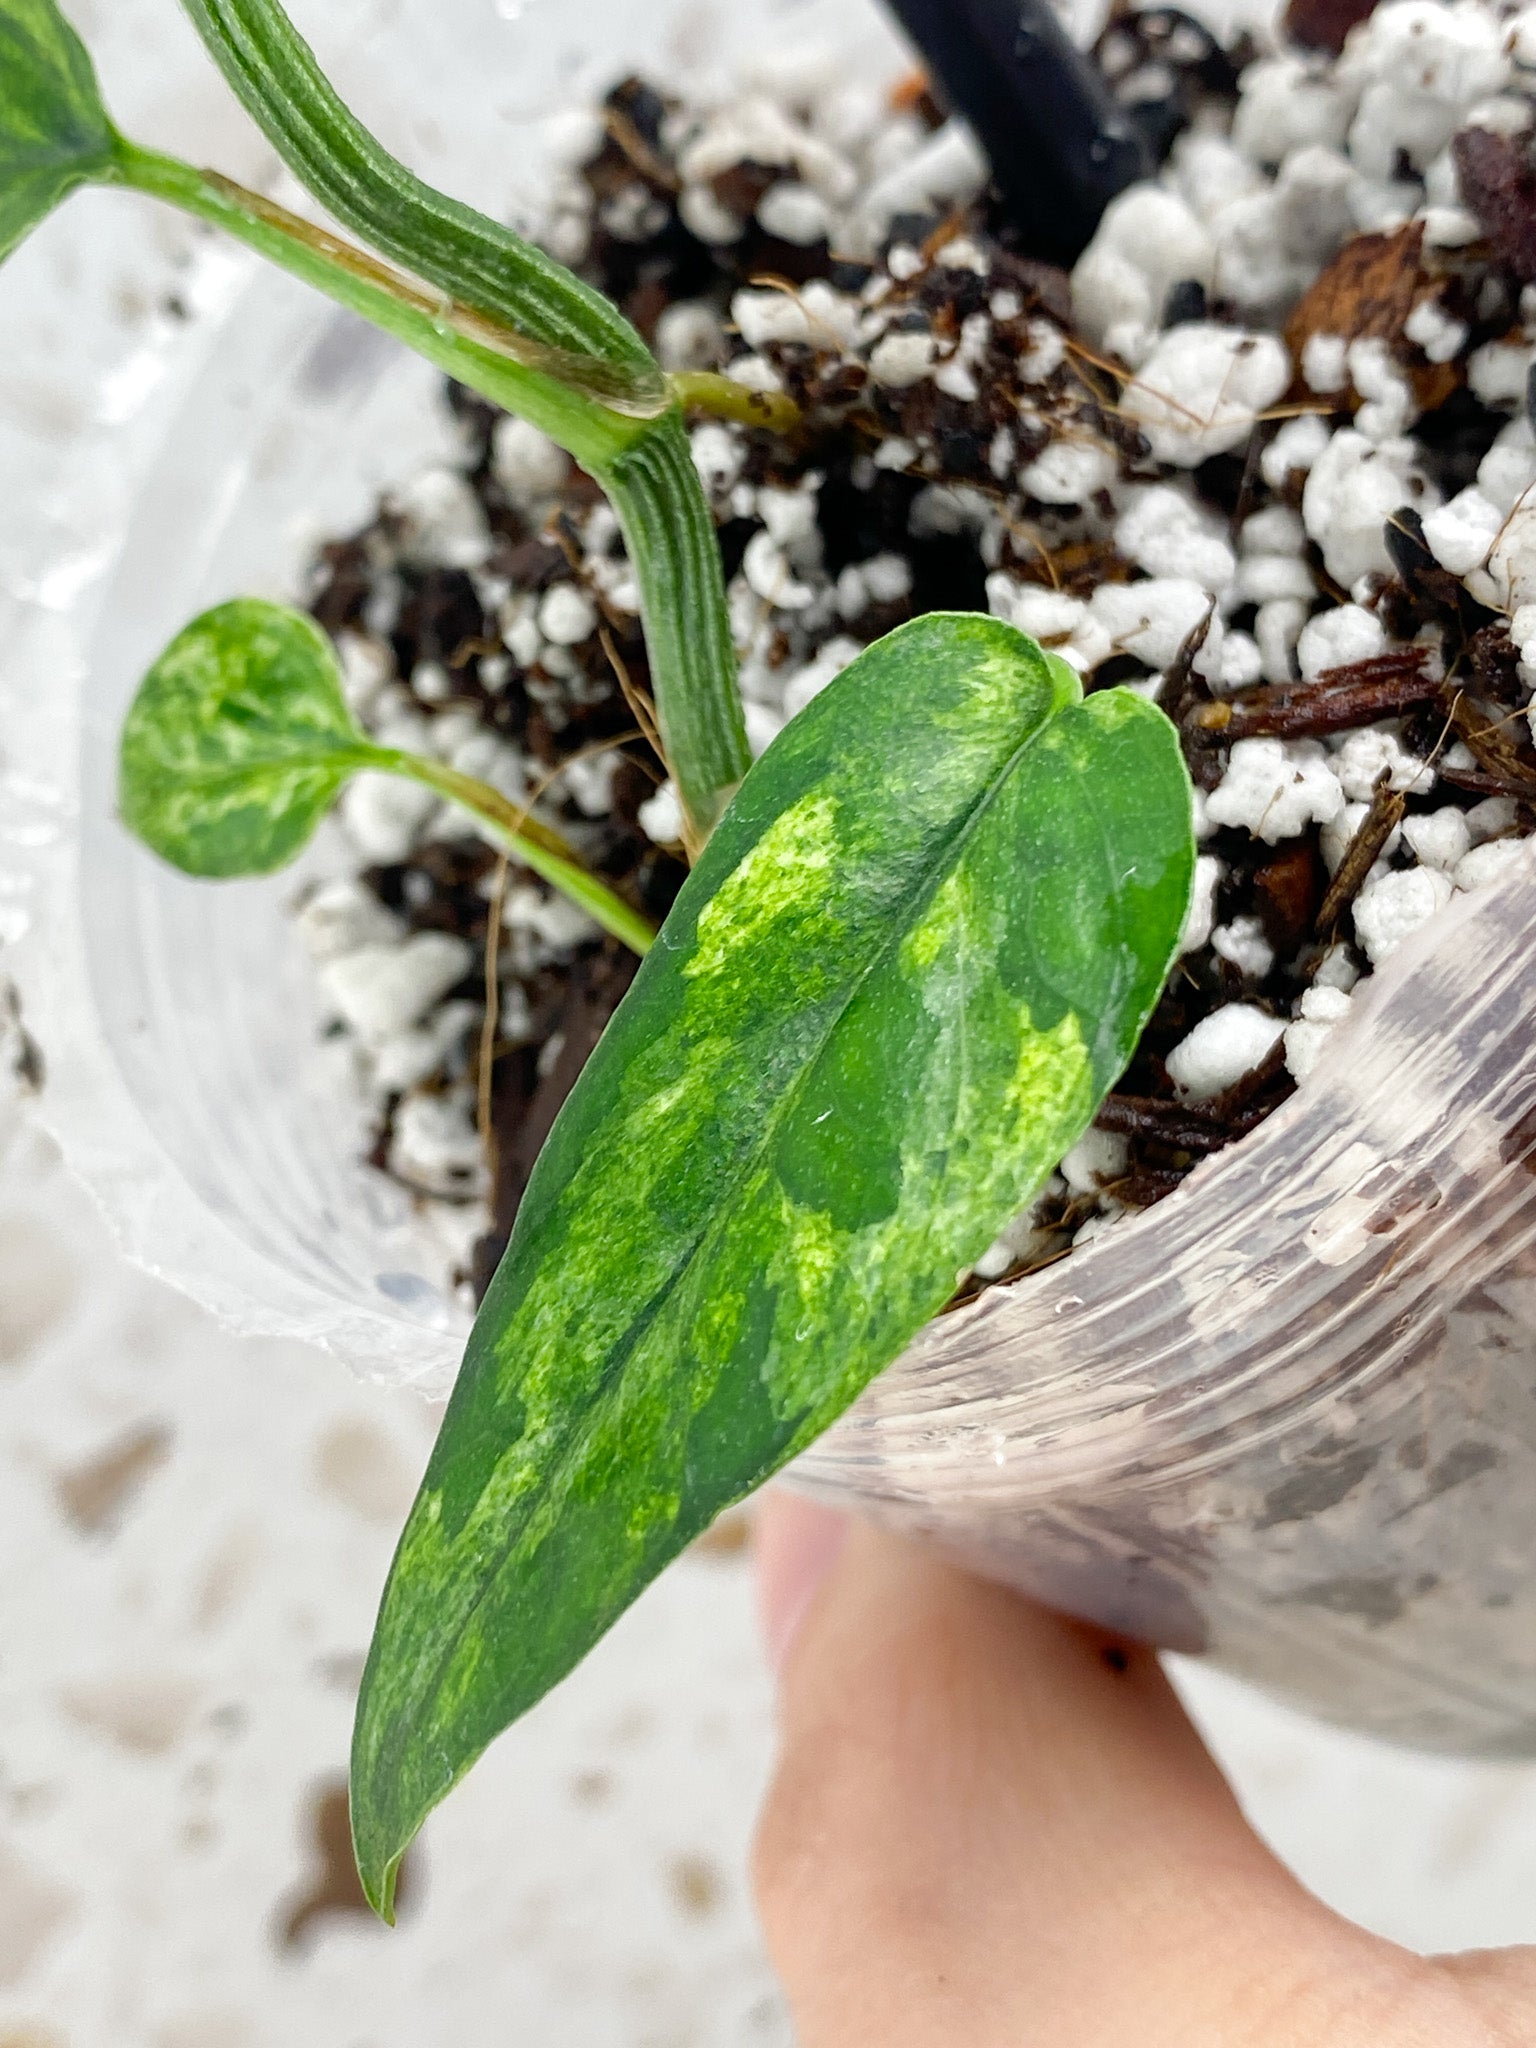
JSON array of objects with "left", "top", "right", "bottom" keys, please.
[{"left": 755, "top": 1492, "right": 849, "bottom": 1677}]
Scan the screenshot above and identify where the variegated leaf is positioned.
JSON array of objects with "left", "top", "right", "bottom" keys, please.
[
  {"left": 352, "top": 612, "right": 1195, "bottom": 1916},
  {"left": 119, "top": 599, "right": 370, "bottom": 877}
]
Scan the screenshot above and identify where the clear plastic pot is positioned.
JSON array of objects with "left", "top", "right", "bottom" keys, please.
[
  {"left": 798, "top": 857, "right": 1536, "bottom": 1754},
  {"left": 6, "top": 0, "right": 1536, "bottom": 1753}
]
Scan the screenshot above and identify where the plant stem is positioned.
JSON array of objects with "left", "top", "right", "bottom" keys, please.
[
  {"left": 108, "top": 138, "right": 753, "bottom": 850},
  {"left": 602, "top": 415, "right": 751, "bottom": 852},
  {"left": 109, "top": 142, "right": 644, "bottom": 473},
  {"left": 167, "top": 0, "right": 749, "bottom": 836},
  {"left": 178, "top": 0, "right": 654, "bottom": 374},
  {"left": 372, "top": 750, "right": 656, "bottom": 958}
]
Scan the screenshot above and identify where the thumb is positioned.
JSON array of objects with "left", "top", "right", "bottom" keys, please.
[{"left": 751, "top": 1494, "right": 1452, "bottom": 2048}]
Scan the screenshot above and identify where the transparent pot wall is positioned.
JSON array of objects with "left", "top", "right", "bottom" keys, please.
[
  {"left": 799, "top": 859, "right": 1536, "bottom": 1756},
  {"left": 7, "top": 0, "right": 1536, "bottom": 1749}
]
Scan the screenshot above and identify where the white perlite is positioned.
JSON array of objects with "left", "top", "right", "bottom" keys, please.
[
  {"left": 638, "top": 780, "right": 684, "bottom": 846},
  {"left": 491, "top": 416, "right": 570, "bottom": 501},
  {"left": 1213, "top": 915, "right": 1276, "bottom": 981},
  {"left": 1297, "top": 603, "right": 1386, "bottom": 679},
  {"left": 869, "top": 330, "right": 938, "bottom": 387},
  {"left": 319, "top": 933, "right": 475, "bottom": 1044},
  {"left": 1166, "top": 1004, "right": 1288, "bottom": 1100},
  {"left": 1302, "top": 332, "right": 1350, "bottom": 392},
  {"left": 340, "top": 773, "right": 441, "bottom": 865},
  {"left": 1402, "top": 806, "right": 1473, "bottom": 872},
  {"left": 1091, "top": 577, "right": 1224, "bottom": 671},
  {"left": 504, "top": 883, "right": 603, "bottom": 952},
  {"left": 691, "top": 420, "right": 745, "bottom": 495},
  {"left": 1019, "top": 439, "right": 1117, "bottom": 505},
  {"left": 1331, "top": 727, "right": 1435, "bottom": 801},
  {"left": 1455, "top": 836, "right": 1530, "bottom": 893},
  {"left": 732, "top": 287, "right": 810, "bottom": 351},
  {"left": 1285, "top": 983, "right": 1356, "bottom": 1081},
  {"left": 374, "top": 999, "right": 481, "bottom": 1094},
  {"left": 1121, "top": 326, "right": 1290, "bottom": 465},
  {"left": 655, "top": 300, "right": 726, "bottom": 371},
  {"left": 392, "top": 465, "right": 492, "bottom": 570},
  {"left": 757, "top": 181, "right": 829, "bottom": 244},
  {"left": 1116, "top": 485, "right": 1237, "bottom": 592},
  {"left": 1179, "top": 854, "right": 1224, "bottom": 955},
  {"left": 1352, "top": 864, "right": 1456, "bottom": 963},
  {"left": 1424, "top": 486, "right": 1502, "bottom": 576},
  {"left": 296, "top": 879, "right": 405, "bottom": 962},
  {"left": 1071, "top": 185, "right": 1215, "bottom": 365},
  {"left": 1302, "top": 430, "right": 1430, "bottom": 588},
  {"left": 1206, "top": 739, "right": 1346, "bottom": 844},
  {"left": 1059, "top": 1127, "right": 1130, "bottom": 1196},
  {"left": 390, "top": 1088, "right": 487, "bottom": 1196},
  {"left": 1404, "top": 294, "right": 1468, "bottom": 362},
  {"left": 538, "top": 583, "right": 599, "bottom": 646}
]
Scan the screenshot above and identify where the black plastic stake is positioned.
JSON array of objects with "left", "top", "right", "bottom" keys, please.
[{"left": 881, "top": 0, "right": 1151, "bottom": 267}]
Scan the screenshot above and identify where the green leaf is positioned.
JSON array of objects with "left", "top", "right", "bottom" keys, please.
[
  {"left": 351, "top": 612, "right": 1196, "bottom": 1916},
  {"left": 0, "top": 0, "right": 117, "bottom": 265},
  {"left": 120, "top": 598, "right": 370, "bottom": 876},
  {"left": 119, "top": 597, "right": 659, "bottom": 955}
]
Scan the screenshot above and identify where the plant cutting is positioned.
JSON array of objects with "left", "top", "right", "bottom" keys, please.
[
  {"left": 12, "top": 0, "right": 1536, "bottom": 1931},
  {"left": 0, "top": 0, "right": 1198, "bottom": 1913}
]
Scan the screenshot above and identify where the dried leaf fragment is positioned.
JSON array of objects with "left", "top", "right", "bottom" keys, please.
[{"left": 1284, "top": 223, "right": 1460, "bottom": 412}]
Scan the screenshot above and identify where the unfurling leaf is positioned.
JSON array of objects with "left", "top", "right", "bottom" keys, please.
[
  {"left": 351, "top": 612, "right": 1196, "bottom": 1917},
  {"left": 0, "top": 0, "right": 117, "bottom": 265},
  {"left": 119, "top": 599, "right": 372, "bottom": 876}
]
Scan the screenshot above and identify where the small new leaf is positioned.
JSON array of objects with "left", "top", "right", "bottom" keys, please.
[
  {"left": 0, "top": 0, "right": 117, "bottom": 264},
  {"left": 351, "top": 613, "right": 1196, "bottom": 1917},
  {"left": 120, "top": 597, "right": 658, "bottom": 955},
  {"left": 120, "top": 599, "right": 370, "bottom": 876}
]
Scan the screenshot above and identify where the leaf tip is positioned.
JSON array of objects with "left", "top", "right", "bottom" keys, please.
[
  {"left": 365, "top": 1863, "right": 402, "bottom": 1929},
  {"left": 349, "top": 1783, "right": 407, "bottom": 1927}
]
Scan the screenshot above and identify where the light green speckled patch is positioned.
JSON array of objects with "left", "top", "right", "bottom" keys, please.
[{"left": 687, "top": 792, "right": 840, "bottom": 981}]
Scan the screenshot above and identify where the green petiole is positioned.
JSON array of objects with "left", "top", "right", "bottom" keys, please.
[
  {"left": 667, "top": 369, "right": 803, "bottom": 436},
  {"left": 373, "top": 749, "right": 657, "bottom": 958},
  {"left": 108, "top": 144, "right": 650, "bottom": 479},
  {"left": 106, "top": 128, "right": 751, "bottom": 850}
]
